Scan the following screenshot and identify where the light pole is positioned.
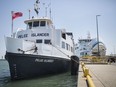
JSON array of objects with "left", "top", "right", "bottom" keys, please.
[{"left": 96, "top": 15, "right": 100, "bottom": 56}]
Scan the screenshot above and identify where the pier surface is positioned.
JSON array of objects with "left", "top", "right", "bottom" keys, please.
[{"left": 78, "top": 63, "right": 116, "bottom": 87}]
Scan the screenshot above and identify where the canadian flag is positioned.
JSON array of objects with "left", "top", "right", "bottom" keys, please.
[{"left": 12, "top": 12, "right": 23, "bottom": 20}]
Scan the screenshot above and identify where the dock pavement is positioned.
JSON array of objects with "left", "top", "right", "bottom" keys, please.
[{"left": 78, "top": 63, "right": 116, "bottom": 87}]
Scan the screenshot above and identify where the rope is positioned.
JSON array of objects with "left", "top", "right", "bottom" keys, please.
[
  {"left": 51, "top": 44, "right": 71, "bottom": 58},
  {"left": 71, "top": 58, "right": 79, "bottom": 64},
  {"left": 51, "top": 44, "right": 80, "bottom": 65}
]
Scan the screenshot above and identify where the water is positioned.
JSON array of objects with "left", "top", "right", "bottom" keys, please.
[
  {"left": 0, "top": 60, "right": 77, "bottom": 87},
  {"left": 0, "top": 60, "right": 10, "bottom": 87}
]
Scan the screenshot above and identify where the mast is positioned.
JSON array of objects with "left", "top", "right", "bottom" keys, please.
[
  {"left": 34, "top": 0, "right": 40, "bottom": 17},
  {"left": 28, "top": 9, "right": 31, "bottom": 19},
  {"left": 48, "top": 3, "right": 51, "bottom": 19},
  {"left": 87, "top": 31, "right": 91, "bottom": 39}
]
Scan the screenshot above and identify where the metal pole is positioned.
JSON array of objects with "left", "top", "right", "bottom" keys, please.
[
  {"left": 45, "top": 7, "right": 47, "bottom": 17},
  {"left": 96, "top": 15, "right": 100, "bottom": 56},
  {"left": 11, "top": 11, "right": 14, "bottom": 37},
  {"left": 29, "top": 9, "right": 31, "bottom": 19}
]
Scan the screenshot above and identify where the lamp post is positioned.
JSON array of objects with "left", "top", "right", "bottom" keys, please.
[{"left": 96, "top": 15, "right": 100, "bottom": 56}]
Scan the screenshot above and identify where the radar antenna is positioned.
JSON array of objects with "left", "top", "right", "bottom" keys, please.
[
  {"left": 43, "top": 3, "right": 51, "bottom": 18},
  {"left": 49, "top": 3, "right": 52, "bottom": 19},
  {"left": 34, "top": 0, "right": 40, "bottom": 16}
]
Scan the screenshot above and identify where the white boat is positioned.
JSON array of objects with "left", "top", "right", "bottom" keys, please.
[
  {"left": 5, "top": 0, "right": 75, "bottom": 80},
  {"left": 75, "top": 34, "right": 106, "bottom": 57}
]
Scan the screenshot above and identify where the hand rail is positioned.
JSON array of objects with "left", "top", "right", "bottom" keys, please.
[{"left": 81, "top": 62, "right": 96, "bottom": 87}]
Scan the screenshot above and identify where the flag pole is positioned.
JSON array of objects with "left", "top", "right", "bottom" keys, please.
[
  {"left": 29, "top": 9, "right": 31, "bottom": 19},
  {"left": 11, "top": 11, "right": 14, "bottom": 37}
]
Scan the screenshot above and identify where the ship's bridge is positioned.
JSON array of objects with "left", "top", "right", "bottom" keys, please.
[
  {"left": 16, "top": 17, "right": 54, "bottom": 43},
  {"left": 24, "top": 17, "right": 53, "bottom": 29}
]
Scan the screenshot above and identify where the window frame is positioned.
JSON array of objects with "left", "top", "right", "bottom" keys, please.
[
  {"left": 40, "top": 21, "right": 46, "bottom": 26},
  {"left": 28, "top": 22, "right": 32, "bottom": 29},
  {"left": 62, "top": 41, "right": 65, "bottom": 49},
  {"left": 36, "top": 39, "right": 42, "bottom": 43},
  {"left": 33, "top": 21, "right": 39, "bottom": 27},
  {"left": 44, "top": 39, "right": 51, "bottom": 44}
]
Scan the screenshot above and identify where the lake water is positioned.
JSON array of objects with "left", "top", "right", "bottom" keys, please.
[{"left": 0, "top": 60, "right": 77, "bottom": 87}]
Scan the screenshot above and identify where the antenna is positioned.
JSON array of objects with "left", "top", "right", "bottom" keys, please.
[
  {"left": 34, "top": 0, "right": 40, "bottom": 17},
  {"left": 28, "top": 9, "right": 31, "bottom": 19},
  {"left": 46, "top": 3, "right": 50, "bottom": 17},
  {"left": 48, "top": 3, "right": 51, "bottom": 19},
  {"left": 43, "top": 2, "right": 52, "bottom": 18},
  {"left": 45, "top": 6, "right": 47, "bottom": 17},
  {"left": 43, "top": 3, "right": 46, "bottom": 17},
  {"left": 46, "top": 3, "right": 51, "bottom": 18},
  {"left": 43, "top": 3, "right": 49, "bottom": 17}
]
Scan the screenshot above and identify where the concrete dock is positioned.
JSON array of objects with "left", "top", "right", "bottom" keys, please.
[{"left": 78, "top": 63, "right": 116, "bottom": 87}]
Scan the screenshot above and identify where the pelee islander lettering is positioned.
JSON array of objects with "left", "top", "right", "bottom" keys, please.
[
  {"left": 18, "top": 33, "right": 49, "bottom": 38},
  {"left": 31, "top": 33, "right": 49, "bottom": 37}
]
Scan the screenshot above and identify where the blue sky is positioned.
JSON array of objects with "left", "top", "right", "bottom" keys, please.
[{"left": 0, "top": 0, "right": 116, "bottom": 57}]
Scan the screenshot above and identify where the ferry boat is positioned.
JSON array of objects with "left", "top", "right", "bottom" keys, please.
[
  {"left": 75, "top": 33, "right": 106, "bottom": 57},
  {"left": 5, "top": 1, "right": 75, "bottom": 80}
]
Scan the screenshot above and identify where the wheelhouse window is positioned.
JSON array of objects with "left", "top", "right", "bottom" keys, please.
[
  {"left": 62, "top": 41, "right": 65, "bottom": 49},
  {"left": 33, "top": 21, "right": 39, "bottom": 27},
  {"left": 40, "top": 21, "right": 46, "bottom": 26},
  {"left": 36, "top": 39, "right": 42, "bottom": 43},
  {"left": 28, "top": 22, "right": 32, "bottom": 29},
  {"left": 44, "top": 39, "right": 51, "bottom": 44},
  {"left": 62, "top": 33, "right": 66, "bottom": 39}
]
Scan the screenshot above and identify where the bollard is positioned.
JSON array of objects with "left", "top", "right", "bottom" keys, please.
[{"left": 71, "top": 55, "right": 79, "bottom": 75}]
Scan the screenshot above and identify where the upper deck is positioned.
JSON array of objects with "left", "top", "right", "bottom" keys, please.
[{"left": 24, "top": 17, "right": 53, "bottom": 30}]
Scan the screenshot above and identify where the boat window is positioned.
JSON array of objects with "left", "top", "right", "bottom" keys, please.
[
  {"left": 44, "top": 40, "right": 51, "bottom": 44},
  {"left": 62, "top": 41, "right": 65, "bottom": 49},
  {"left": 66, "top": 43, "right": 68, "bottom": 50},
  {"left": 80, "top": 52, "right": 84, "bottom": 56},
  {"left": 62, "top": 33, "right": 66, "bottom": 39},
  {"left": 36, "top": 39, "right": 42, "bottom": 43},
  {"left": 28, "top": 22, "right": 32, "bottom": 29},
  {"left": 69, "top": 45, "right": 70, "bottom": 51},
  {"left": 33, "top": 21, "right": 39, "bottom": 27},
  {"left": 40, "top": 21, "right": 46, "bottom": 26}
]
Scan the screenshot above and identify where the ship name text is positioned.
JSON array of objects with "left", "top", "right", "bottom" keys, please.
[
  {"left": 18, "top": 33, "right": 49, "bottom": 38},
  {"left": 35, "top": 59, "right": 54, "bottom": 63}
]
